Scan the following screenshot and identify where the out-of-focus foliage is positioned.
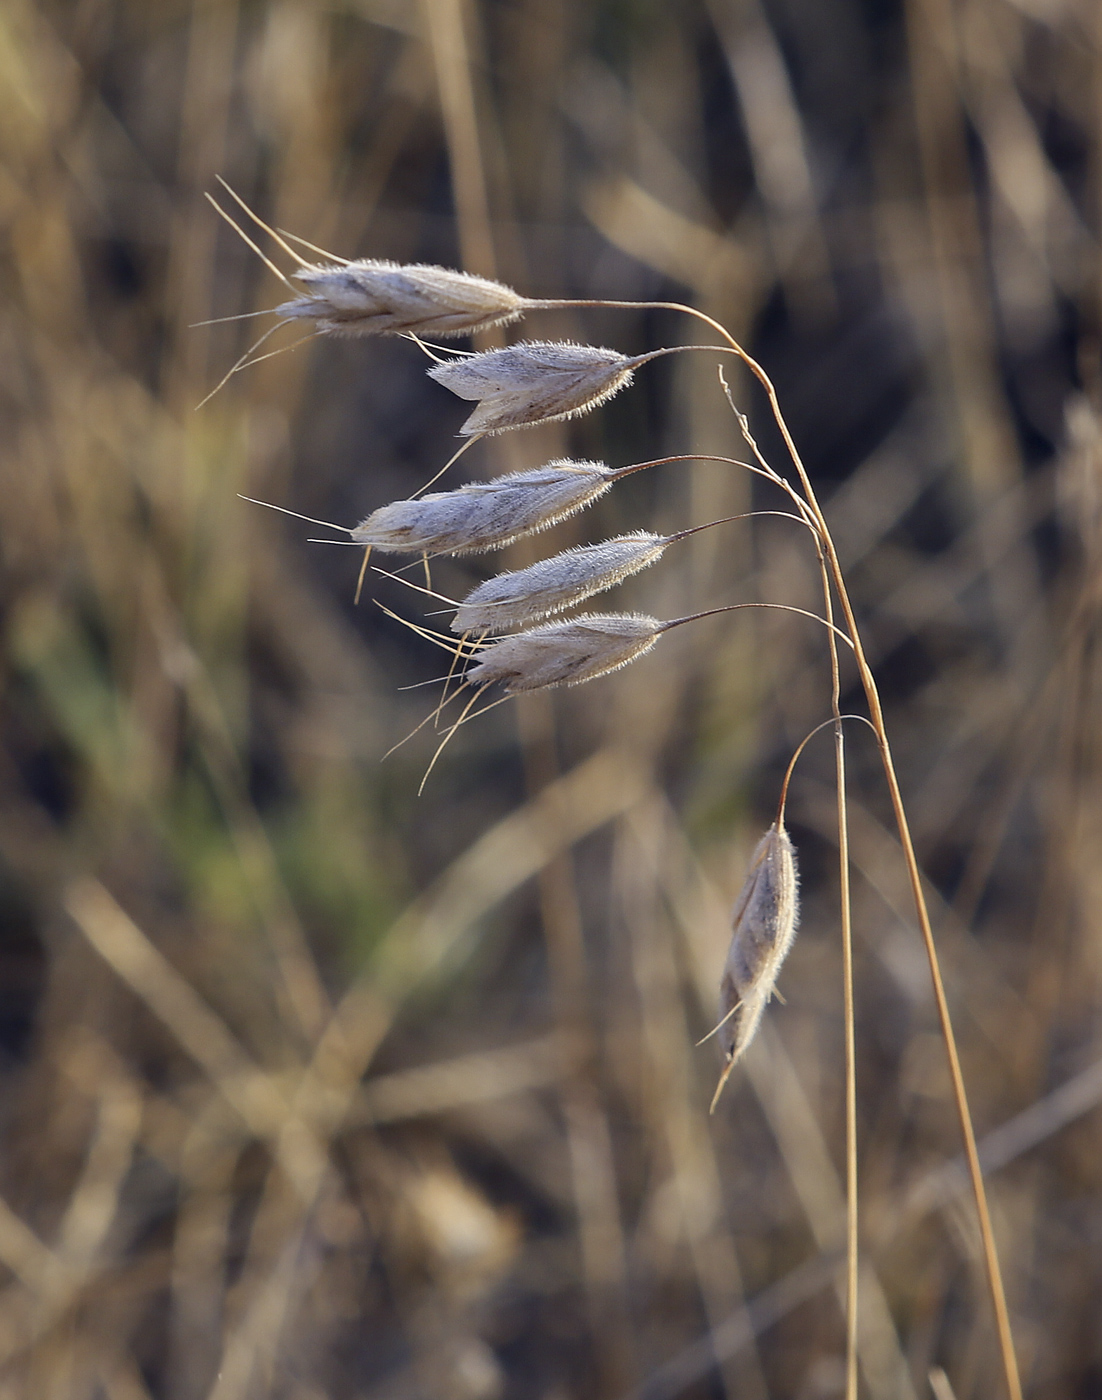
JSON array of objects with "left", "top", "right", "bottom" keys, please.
[{"left": 1, "top": 0, "right": 1100, "bottom": 1397}]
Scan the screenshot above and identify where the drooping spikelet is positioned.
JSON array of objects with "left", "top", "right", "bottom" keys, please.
[
  {"left": 276, "top": 261, "right": 526, "bottom": 338},
  {"left": 452, "top": 533, "right": 669, "bottom": 633},
  {"left": 717, "top": 824, "right": 799, "bottom": 1070},
  {"left": 352, "top": 461, "right": 615, "bottom": 555},
  {"left": 428, "top": 341, "right": 638, "bottom": 434},
  {"left": 464, "top": 613, "right": 662, "bottom": 692}
]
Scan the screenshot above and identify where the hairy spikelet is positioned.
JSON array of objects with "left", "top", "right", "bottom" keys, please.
[
  {"left": 428, "top": 341, "right": 636, "bottom": 434},
  {"left": 276, "top": 261, "right": 525, "bottom": 337},
  {"left": 718, "top": 824, "right": 799, "bottom": 1065},
  {"left": 452, "top": 533, "right": 668, "bottom": 633},
  {"left": 352, "top": 461, "right": 614, "bottom": 555},
  {"left": 465, "top": 613, "right": 662, "bottom": 692}
]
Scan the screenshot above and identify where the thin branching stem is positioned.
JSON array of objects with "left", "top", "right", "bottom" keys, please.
[
  {"left": 531, "top": 293, "right": 1021, "bottom": 1400},
  {"left": 649, "top": 300, "right": 1022, "bottom": 1400},
  {"left": 775, "top": 716, "right": 878, "bottom": 828},
  {"left": 820, "top": 543, "right": 859, "bottom": 1400},
  {"left": 666, "top": 510, "right": 813, "bottom": 543},
  {"left": 736, "top": 396, "right": 860, "bottom": 1397},
  {"left": 658, "top": 603, "right": 854, "bottom": 649}
]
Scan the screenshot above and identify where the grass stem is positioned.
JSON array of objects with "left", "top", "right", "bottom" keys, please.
[{"left": 550, "top": 293, "right": 1022, "bottom": 1400}]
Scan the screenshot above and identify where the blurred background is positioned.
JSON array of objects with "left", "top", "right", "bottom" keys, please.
[{"left": 1, "top": 0, "right": 1101, "bottom": 1396}]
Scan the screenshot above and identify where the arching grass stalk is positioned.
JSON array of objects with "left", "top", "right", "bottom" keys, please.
[
  {"left": 727, "top": 380, "right": 860, "bottom": 1400},
  {"left": 212, "top": 195, "right": 1019, "bottom": 1397},
  {"left": 540, "top": 295, "right": 1022, "bottom": 1400}
]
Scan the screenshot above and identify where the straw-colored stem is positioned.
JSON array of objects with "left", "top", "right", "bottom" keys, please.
[
  {"left": 552, "top": 294, "right": 1020, "bottom": 1399},
  {"left": 748, "top": 390, "right": 858, "bottom": 1387},
  {"left": 658, "top": 602, "right": 854, "bottom": 650},
  {"left": 806, "top": 523, "right": 859, "bottom": 1400},
  {"left": 828, "top": 609, "right": 859, "bottom": 1400},
  {"left": 707, "top": 314, "right": 1020, "bottom": 1400},
  {"left": 839, "top": 726, "right": 858, "bottom": 1400}
]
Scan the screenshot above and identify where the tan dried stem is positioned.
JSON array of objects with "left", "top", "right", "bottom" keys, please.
[
  {"left": 625, "top": 297, "right": 1022, "bottom": 1400},
  {"left": 511, "top": 291, "right": 1021, "bottom": 1399},
  {"left": 732, "top": 398, "right": 859, "bottom": 1400}
]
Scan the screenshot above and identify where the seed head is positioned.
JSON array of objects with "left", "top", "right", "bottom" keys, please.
[
  {"left": 351, "top": 461, "right": 615, "bottom": 555},
  {"left": 276, "top": 261, "right": 526, "bottom": 338},
  {"left": 465, "top": 613, "right": 662, "bottom": 692},
  {"left": 452, "top": 533, "right": 668, "bottom": 633},
  {"left": 428, "top": 341, "right": 637, "bottom": 434},
  {"left": 717, "top": 824, "right": 799, "bottom": 1066}
]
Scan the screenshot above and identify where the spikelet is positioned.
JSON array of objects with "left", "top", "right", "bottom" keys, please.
[
  {"left": 717, "top": 824, "right": 799, "bottom": 1070},
  {"left": 428, "top": 341, "right": 637, "bottom": 434},
  {"left": 276, "top": 260, "right": 526, "bottom": 338},
  {"left": 464, "top": 613, "right": 661, "bottom": 692},
  {"left": 351, "top": 461, "right": 615, "bottom": 555},
  {"left": 452, "top": 533, "right": 668, "bottom": 633}
]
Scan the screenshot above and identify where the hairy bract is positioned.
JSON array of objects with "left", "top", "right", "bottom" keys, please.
[{"left": 352, "top": 461, "right": 615, "bottom": 555}]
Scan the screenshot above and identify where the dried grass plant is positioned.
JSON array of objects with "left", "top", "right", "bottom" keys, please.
[
  {"left": 221, "top": 201, "right": 1025, "bottom": 1400},
  {"left": 1, "top": 2, "right": 1101, "bottom": 1400}
]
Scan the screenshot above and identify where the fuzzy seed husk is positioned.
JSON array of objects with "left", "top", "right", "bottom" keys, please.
[
  {"left": 351, "top": 461, "right": 615, "bottom": 555},
  {"left": 276, "top": 261, "right": 526, "bottom": 338},
  {"left": 452, "top": 533, "right": 668, "bottom": 633},
  {"left": 718, "top": 824, "right": 799, "bottom": 1065},
  {"left": 428, "top": 341, "right": 636, "bottom": 434},
  {"left": 464, "top": 613, "right": 662, "bottom": 692}
]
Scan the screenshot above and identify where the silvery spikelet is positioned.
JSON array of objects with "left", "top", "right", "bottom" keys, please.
[
  {"left": 465, "top": 613, "right": 662, "bottom": 692},
  {"left": 452, "top": 533, "right": 669, "bottom": 633},
  {"left": 718, "top": 823, "right": 800, "bottom": 1066},
  {"left": 276, "top": 261, "right": 526, "bottom": 338},
  {"left": 428, "top": 341, "right": 638, "bottom": 434},
  {"left": 351, "top": 461, "right": 615, "bottom": 555}
]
